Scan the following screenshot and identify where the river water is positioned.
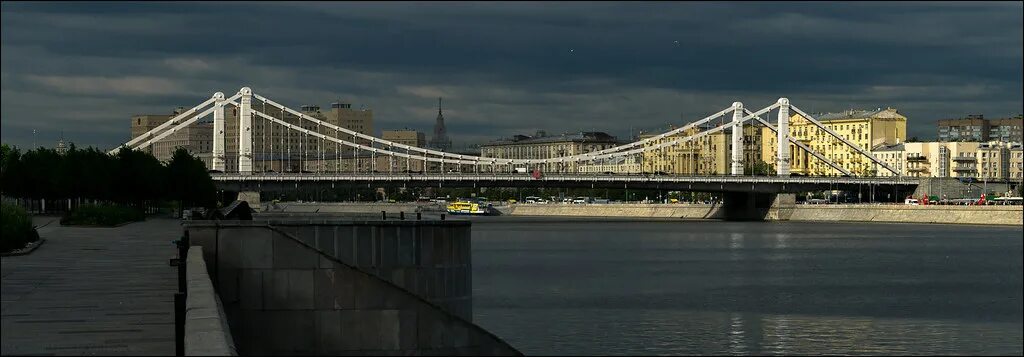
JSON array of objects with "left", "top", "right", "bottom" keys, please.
[{"left": 468, "top": 218, "right": 1023, "bottom": 355}]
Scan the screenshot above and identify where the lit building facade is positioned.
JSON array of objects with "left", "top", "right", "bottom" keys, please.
[
  {"left": 761, "top": 108, "right": 907, "bottom": 176},
  {"left": 480, "top": 131, "right": 621, "bottom": 172}
]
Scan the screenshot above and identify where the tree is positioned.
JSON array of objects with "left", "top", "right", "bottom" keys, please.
[
  {"left": 167, "top": 148, "right": 216, "bottom": 212},
  {"left": 744, "top": 161, "right": 775, "bottom": 176},
  {"left": 0, "top": 144, "right": 21, "bottom": 197}
]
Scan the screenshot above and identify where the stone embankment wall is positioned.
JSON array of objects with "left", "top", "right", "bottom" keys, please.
[
  {"left": 505, "top": 203, "right": 1022, "bottom": 225},
  {"left": 185, "top": 246, "right": 238, "bottom": 356},
  {"left": 505, "top": 203, "right": 725, "bottom": 219},
  {"left": 184, "top": 220, "right": 520, "bottom": 356},
  {"left": 787, "top": 205, "right": 1023, "bottom": 225}
]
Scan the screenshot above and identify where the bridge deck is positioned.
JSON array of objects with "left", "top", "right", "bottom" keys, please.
[{"left": 211, "top": 173, "right": 918, "bottom": 193}]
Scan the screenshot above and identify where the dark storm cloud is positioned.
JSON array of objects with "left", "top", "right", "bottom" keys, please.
[{"left": 1, "top": 1, "right": 1021, "bottom": 149}]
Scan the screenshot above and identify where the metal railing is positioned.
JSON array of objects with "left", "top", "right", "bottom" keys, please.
[{"left": 210, "top": 172, "right": 918, "bottom": 186}]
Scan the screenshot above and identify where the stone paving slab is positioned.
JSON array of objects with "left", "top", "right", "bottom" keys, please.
[{"left": 2, "top": 217, "right": 180, "bottom": 356}]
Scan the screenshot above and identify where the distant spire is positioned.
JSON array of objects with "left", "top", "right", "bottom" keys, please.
[{"left": 430, "top": 97, "right": 451, "bottom": 151}]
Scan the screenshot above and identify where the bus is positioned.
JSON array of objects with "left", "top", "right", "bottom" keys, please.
[{"left": 990, "top": 197, "right": 1023, "bottom": 205}]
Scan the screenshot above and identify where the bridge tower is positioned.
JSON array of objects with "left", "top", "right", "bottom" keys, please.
[
  {"left": 212, "top": 92, "right": 226, "bottom": 171},
  {"left": 776, "top": 98, "right": 790, "bottom": 176},
  {"left": 731, "top": 102, "right": 744, "bottom": 175},
  {"left": 238, "top": 87, "right": 253, "bottom": 175}
]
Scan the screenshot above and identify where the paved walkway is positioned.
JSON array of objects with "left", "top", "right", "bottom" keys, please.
[{"left": 2, "top": 217, "right": 181, "bottom": 356}]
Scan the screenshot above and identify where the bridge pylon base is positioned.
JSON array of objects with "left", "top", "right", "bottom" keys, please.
[{"left": 722, "top": 193, "right": 795, "bottom": 221}]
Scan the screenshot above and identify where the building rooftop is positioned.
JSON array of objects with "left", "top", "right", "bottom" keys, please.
[
  {"left": 814, "top": 108, "right": 895, "bottom": 121},
  {"left": 872, "top": 143, "right": 904, "bottom": 152},
  {"left": 482, "top": 131, "right": 620, "bottom": 147}
]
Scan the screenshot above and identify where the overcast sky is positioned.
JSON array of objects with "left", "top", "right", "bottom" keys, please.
[{"left": 1, "top": 1, "right": 1021, "bottom": 150}]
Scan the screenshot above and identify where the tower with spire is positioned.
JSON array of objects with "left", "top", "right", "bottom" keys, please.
[
  {"left": 55, "top": 130, "right": 69, "bottom": 155},
  {"left": 429, "top": 97, "right": 452, "bottom": 151}
]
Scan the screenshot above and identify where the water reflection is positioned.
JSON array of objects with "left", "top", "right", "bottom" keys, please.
[{"left": 472, "top": 220, "right": 1023, "bottom": 355}]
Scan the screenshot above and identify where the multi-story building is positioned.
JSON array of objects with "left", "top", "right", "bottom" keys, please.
[
  {"left": 323, "top": 102, "right": 374, "bottom": 147},
  {"left": 480, "top": 131, "right": 621, "bottom": 172},
  {"left": 579, "top": 155, "right": 643, "bottom": 174},
  {"left": 871, "top": 141, "right": 1023, "bottom": 180},
  {"left": 382, "top": 129, "right": 426, "bottom": 148},
  {"left": 130, "top": 107, "right": 212, "bottom": 163},
  {"left": 938, "top": 115, "right": 988, "bottom": 142},
  {"left": 132, "top": 100, "right": 374, "bottom": 172},
  {"left": 152, "top": 122, "right": 213, "bottom": 165},
  {"left": 302, "top": 152, "right": 426, "bottom": 173},
  {"left": 221, "top": 101, "right": 374, "bottom": 172},
  {"left": 761, "top": 107, "right": 907, "bottom": 176},
  {"left": 977, "top": 142, "right": 1010, "bottom": 180},
  {"left": 938, "top": 114, "right": 1023, "bottom": 143},
  {"left": 1008, "top": 143, "right": 1024, "bottom": 181},
  {"left": 989, "top": 116, "right": 1024, "bottom": 143},
  {"left": 636, "top": 122, "right": 768, "bottom": 176}
]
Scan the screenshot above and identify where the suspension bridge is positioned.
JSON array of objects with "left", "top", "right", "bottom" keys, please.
[{"left": 111, "top": 87, "right": 919, "bottom": 217}]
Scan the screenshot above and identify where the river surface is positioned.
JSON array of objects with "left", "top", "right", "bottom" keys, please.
[{"left": 467, "top": 218, "right": 1023, "bottom": 355}]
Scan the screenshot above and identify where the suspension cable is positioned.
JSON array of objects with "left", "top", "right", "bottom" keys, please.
[
  {"left": 300, "top": 121, "right": 305, "bottom": 172},
  {"left": 335, "top": 127, "right": 340, "bottom": 173},
  {"left": 262, "top": 100, "right": 266, "bottom": 171},
  {"left": 269, "top": 105, "right": 274, "bottom": 172},
  {"left": 281, "top": 108, "right": 287, "bottom": 172},
  {"left": 316, "top": 122, "right": 322, "bottom": 174}
]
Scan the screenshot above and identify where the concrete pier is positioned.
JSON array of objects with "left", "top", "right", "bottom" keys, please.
[{"left": 184, "top": 219, "right": 519, "bottom": 355}]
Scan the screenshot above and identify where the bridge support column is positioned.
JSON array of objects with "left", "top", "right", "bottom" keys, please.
[
  {"left": 238, "top": 87, "right": 253, "bottom": 175},
  {"left": 731, "top": 102, "right": 744, "bottom": 175},
  {"left": 212, "top": 92, "right": 226, "bottom": 171},
  {"left": 722, "top": 192, "right": 795, "bottom": 221},
  {"left": 776, "top": 98, "right": 790, "bottom": 177}
]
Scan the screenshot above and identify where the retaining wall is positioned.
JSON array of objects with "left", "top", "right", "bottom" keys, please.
[
  {"left": 185, "top": 246, "right": 237, "bottom": 356},
  {"left": 184, "top": 220, "right": 519, "bottom": 356},
  {"left": 506, "top": 203, "right": 725, "bottom": 219},
  {"left": 788, "top": 204, "right": 1023, "bottom": 225},
  {"left": 505, "top": 202, "right": 1022, "bottom": 225}
]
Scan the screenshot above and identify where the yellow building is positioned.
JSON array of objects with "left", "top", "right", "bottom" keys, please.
[
  {"left": 904, "top": 142, "right": 979, "bottom": 178},
  {"left": 1009, "top": 143, "right": 1024, "bottom": 181},
  {"left": 579, "top": 155, "right": 643, "bottom": 174},
  {"left": 762, "top": 108, "right": 907, "bottom": 176},
  {"left": 978, "top": 142, "right": 1012, "bottom": 180},
  {"left": 870, "top": 141, "right": 1023, "bottom": 180},
  {"left": 641, "top": 125, "right": 764, "bottom": 175}
]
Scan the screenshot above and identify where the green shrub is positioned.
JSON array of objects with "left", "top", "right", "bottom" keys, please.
[
  {"left": 1, "top": 202, "right": 40, "bottom": 252},
  {"left": 60, "top": 204, "right": 144, "bottom": 226}
]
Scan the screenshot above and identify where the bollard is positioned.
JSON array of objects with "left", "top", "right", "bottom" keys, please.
[
  {"left": 441, "top": 213, "right": 446, "bottom": 221},
  {"left": 400, "top": 211, "right": 405, "bottom": 220},
  {"left": 417, "top": 212, "right": 422, "bottom": 220},
  {"left": 382, "top": 210, "right": 386, "bottom": 220}
]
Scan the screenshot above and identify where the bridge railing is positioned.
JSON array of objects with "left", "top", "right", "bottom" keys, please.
[{"left": 210, "top": 172, "right": 918, "bottom": 185}]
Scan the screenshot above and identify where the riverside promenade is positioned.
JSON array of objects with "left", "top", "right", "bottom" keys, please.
[{"left": 1, "top": 217, "right": 178, "bottom": 355}]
